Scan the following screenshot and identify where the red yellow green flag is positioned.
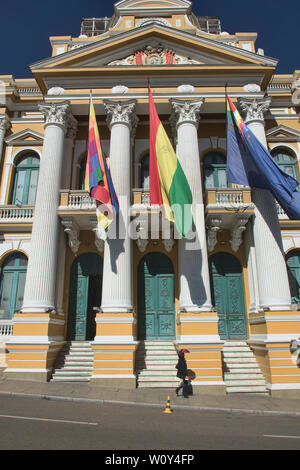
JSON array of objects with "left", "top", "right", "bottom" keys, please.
[{"left": 149, "top": 85, "right": 193, "bottom": 238}]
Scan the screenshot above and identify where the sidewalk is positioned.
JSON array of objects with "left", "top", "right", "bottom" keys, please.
[{"left": 1, "top": 372, "right": 300, "bottom": 417}]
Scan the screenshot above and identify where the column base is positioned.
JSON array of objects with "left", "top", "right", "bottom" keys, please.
[
  {"left": 4, "top": 313, "right": 66, "bottom": 382},
  {"left": 91, "top": 312, "right": 138, "bottom": 387},
  {"left": 176, "top": 311, "right": 224, "bottom": 391},
  {"left": 248, "top": 310, "right": 300, "bottom": 395}
]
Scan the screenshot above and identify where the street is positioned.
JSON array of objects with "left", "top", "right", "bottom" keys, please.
[{"left": 0, "top": 395, "right": 300, "bottom": 451}]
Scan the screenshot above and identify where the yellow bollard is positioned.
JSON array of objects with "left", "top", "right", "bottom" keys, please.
[{"left": 163, "top": 395, "right": 173, "bottom": 413}]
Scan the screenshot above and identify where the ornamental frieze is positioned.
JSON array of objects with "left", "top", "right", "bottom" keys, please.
[{"left": 108, "top": 45, "right": 201, "bottom": 66}]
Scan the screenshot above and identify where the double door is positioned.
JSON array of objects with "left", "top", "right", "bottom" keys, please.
[{"left": 209, "top": 253, "right": 247, "bottom": 340}]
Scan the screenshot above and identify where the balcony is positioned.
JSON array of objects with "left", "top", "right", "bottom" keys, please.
[
  {"left": 205, "top": 188, "right": 255, "bottom": 252},
  {"left": 0, "top": 205, "right": 34, "bottom": 231}
]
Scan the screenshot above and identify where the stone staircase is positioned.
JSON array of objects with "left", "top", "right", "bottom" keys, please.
[
  {"left": 136, "top": 341, "right": 179, "bottom": 388},
  {"left": 50, "top": 341, "right": 94, "bottom": 382},
  {"left": 222, "top": 341, "right": 268, "bottom": 394}
]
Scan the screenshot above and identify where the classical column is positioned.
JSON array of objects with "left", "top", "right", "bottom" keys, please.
[
  {"left": 22, "top": 101, "right": 75, "bottom": 313},
  {"left": 100, "top": 100, "right": 138, "bottom": 313},
  {"left": 0, "top": 114, "right": 10, "bottom": 163},
  {"left": 170, "top": 98, "right": 212, "bottom": 312},
  {"left": 238, "top": 97, "right": 292, "bottom": 311}
]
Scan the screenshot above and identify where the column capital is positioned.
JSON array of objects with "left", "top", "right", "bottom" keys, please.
[
  {"left": 0, "top": 114, "right": 11, "bottom": 133},
  {"left": 170, "top": 98, "right": 204, "bottom": 129},
  {"left": 103, "top": 99, "right": 138, "bottom": 133},
  {"left": 238, "top": 97, "right": 272, "bottom": 125},
  {"left": 38, "top": 100, "right": 72, "bottom": 131}
]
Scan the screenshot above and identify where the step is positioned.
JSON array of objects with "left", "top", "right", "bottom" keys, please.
[
  {"left": 138, "top": 382, "right": 178, "bottom": 388},
  {"left": 224, "top": 373, "right": 264, "bottom": 380},
  {"left": 223, "top": 347, "right": 253, "bottom": 353},
  {"left": 224, "top": 341, "right": 248, "bottom": 347},
  {"left": 222, "top": 352, "right": 255, "bottom": 358},
  {"left": 138, "top": 370, "right": 177, "bottom": 376},
  {"left": 225, "top": 379, "right": 266, "bottom": 386},
  {"left": 51, "top": 376, "right": 91, "bottom": 382},
  {"left": 226, "top": 386, "right": 268, "bottom": 393}
]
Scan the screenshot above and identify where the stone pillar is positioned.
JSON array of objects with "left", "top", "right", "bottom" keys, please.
[
  {"left": 100, "top": 100, "right": 137, "bottom": 315},
  {"left": 21, "top": 101, "right": 76, "bottom": 313},
  {"left": 238, "top": 97, "right": 292, "bottom": 311},
  {"left": 0, "top": 114, "right": 10, "bottom": 162},
  {"left": 90, "top": 100, "right": 138, "bottom": 389},
  {"left": 170, "top": 96, "right": 224, "bottom": 394},
  {"left": 170, "top": 98, "right": 212, "bottom": 312}
]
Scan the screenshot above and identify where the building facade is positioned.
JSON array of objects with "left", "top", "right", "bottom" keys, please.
[{"left": 0, "top": 0, "right": 300, "bottom": 395}]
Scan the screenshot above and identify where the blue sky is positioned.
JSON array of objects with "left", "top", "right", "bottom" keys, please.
[{"left": 1, "top": 0, "right": 298, "bottom": 78}]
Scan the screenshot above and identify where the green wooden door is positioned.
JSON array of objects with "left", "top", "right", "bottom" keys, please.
[
  {"left": 138, "top": 253, "right": 175, "bottom": 340},
  {"left": 0, "top": 253, "right": 27, "bottom": 320},
  {"left": 67, "top": 253, "right": 103, "bottom": 341},
  {"left": 286, "top": 250, "right": 300, "bottom": 303},
  {"left": 209, "top": 253, "right": 247, "bottom": 340}
]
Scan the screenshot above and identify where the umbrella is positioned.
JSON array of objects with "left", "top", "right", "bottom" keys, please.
[{"left": 178, "top": 349, "right": 190, "bottom": 354}]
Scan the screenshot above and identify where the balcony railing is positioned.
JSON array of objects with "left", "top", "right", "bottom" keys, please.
[
  {"left": 0, "top": 320, "right": 13, "bottom": 338},
  {"left": 59, "top": 190, "right": 96, "bottom": 209},
  {"left": 205, "top": 188, "right": 252, "bottom": 207},
  {"left": 0, "top": 206, "right": 34, "bottom": 223}
]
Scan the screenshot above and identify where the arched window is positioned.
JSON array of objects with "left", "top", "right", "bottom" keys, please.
[
  {"left": 271, "top": 148, "right": 298, "bottom": 181},
  {"left": 79, "top": 155, "right": 87, "bottom": 190},
  {"left": 11, "top": 153, "right": 40, "bottom": 205},
  {"left": 141, "top": 154, "right": 149, "bottom": 190},
  {"left": 0, "top": 253, "right": 27, "bottom": 320},
  {"left": 286, "top": 250, "right": 300, "bottom": 303},
  {"left": 203, "top": 152, "right": 227, "bottom": 188}
]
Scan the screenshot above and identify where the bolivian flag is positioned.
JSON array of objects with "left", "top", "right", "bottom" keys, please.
[
  {"left": 149, "top": 85, "right": 193, "bottom": 238},
  {"left": 85, "top": 96, "right": 119, "bottom": 240}
]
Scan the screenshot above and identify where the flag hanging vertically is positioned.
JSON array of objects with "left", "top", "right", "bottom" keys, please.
[
  {"left": 226, "top": 94, "right": 300, "bottom": 220},
  {"left": 85, "top": 95, "right": 119, "bottom": 239},
  {"left": 148, "top": 85, "right": 193, "bottom": 237}
]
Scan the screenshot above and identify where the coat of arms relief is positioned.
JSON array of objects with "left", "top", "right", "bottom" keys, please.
[{"left": 108, "top": 45, "right": 201, "bottom": 66}]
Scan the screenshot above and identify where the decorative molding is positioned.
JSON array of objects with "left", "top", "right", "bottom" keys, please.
[
  {"left": 170, "top": 98, "right": 204, "bottom": 129},
  {"left": 162, "top": 239, "right": 175, "bottom": 252},
  {"left": 103, "top": 99, "right": 138, "bottom": 133},
  {"left": 136, "top": 18, "right": 171, "bottom": 28},
  {"left": 207, "top": 218, "right": 222, "bottom": 252},
  {"left": 230, "top": 216, "right": 249, "bottom": 252},
  {"left": 0, "top": 114, "right": 11, "bottom": 134},
  {"left": 108, "top": 44, "right": 202, "bottom": 66},
  {"left": 61, "top": 217, "right": 80, "bottom": 253},
  {"left": 238, "top": 97, "right": 272, "bottom": 124},
  {"left": 136, "top": 238, "right": 148, "bottom": 253},
  {"left": 90, "top": 216, "right": 104, "bottom": 253},
  {"left": 38, "top": 101, "right": 71, "bottom": 130}
]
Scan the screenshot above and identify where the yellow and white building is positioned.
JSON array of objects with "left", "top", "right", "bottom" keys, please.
[{"left": 1, "top": 0, "right": 300, "bottom": 396}]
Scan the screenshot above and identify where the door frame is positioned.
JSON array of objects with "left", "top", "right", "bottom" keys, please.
[
  {"left": 137, "top": 252, "right": 175, "bottom": 340},
  {"left": 67, "top": 252, "right": 103, "bottom": 341},
  {"left": 209, "top": 252, "right": 248, "bottom": 340}
]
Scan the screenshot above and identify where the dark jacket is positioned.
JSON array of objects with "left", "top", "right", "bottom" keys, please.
[{"left": 176, "top": 353, "right": 187, "bottom": 379}]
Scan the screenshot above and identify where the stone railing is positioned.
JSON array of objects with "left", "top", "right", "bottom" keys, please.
[
  {"left": 205, "top": 188, "right": 252, "bottom": 207},
  {"left": 59, "top": 190, "right": 96, "bottom": 209},
  {"left": 132, "top": 189, "right": 150, "bottom": 206},
  {"left": 0, "top": 320, "right": 13, "bottom": 338},
  {"left": 0, "top": 206, "right": 34, "bottom": 222}
]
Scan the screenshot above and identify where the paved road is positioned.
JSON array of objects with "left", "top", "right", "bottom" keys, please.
[{"left": 1, "top": 395, "right": 300, "bottom": 451}]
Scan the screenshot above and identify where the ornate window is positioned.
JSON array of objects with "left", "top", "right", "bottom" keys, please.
[
  {"left": 11, "top": 152, "right": 40, "bottom": 205},
  {"left": 140, "top": 154, "right": 150, "bottom": 190},
  {"left": 286, "top": 250, "right": 300, "bottom": 303},
  {"left": 0, "top": 253, "right": 27, "bottom": 320},
  {"left": 203, "top": 152, "right": 227, "bottom": 188},
  {"left": 271, "top": 148, "right": 298, "bottom": 181}
]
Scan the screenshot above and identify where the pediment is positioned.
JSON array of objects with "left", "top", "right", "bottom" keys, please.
[
  {"left": 266, "top": 125, "right": 300, "bottom": 142},
  {"left": 5, "top": 129, "right": 44, "bottom": 146},
  {"left": 114, "top": 0, "right": 192, "bottom": 14},
  {"left": 31, "top": 24, "right": 277, "bottom": 71}
]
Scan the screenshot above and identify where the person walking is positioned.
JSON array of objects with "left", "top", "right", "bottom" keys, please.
[{"left": 175, "top": 350, "right": 188, "bottom": 398}]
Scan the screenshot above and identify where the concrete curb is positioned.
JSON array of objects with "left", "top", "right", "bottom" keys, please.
[{"left": 1, "top": 390, "right": 300, "bottom": 418}]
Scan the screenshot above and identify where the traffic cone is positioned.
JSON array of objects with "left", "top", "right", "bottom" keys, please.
[{"left": 163, "top": 395, "right": 173, "bottom": 413}]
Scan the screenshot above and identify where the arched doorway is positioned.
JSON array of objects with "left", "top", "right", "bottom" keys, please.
[
  {"left": 67, "top": 253, "right": 103, "bottom": 341},
  {"left": 286, "top": 250, "right": 300, "bottom": 303},
  {"left": 138, "top": 252, "right": 175, "bottom": 340},
  {"left": 209, "top": 252, "right": 247, "bottom": 340}
]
